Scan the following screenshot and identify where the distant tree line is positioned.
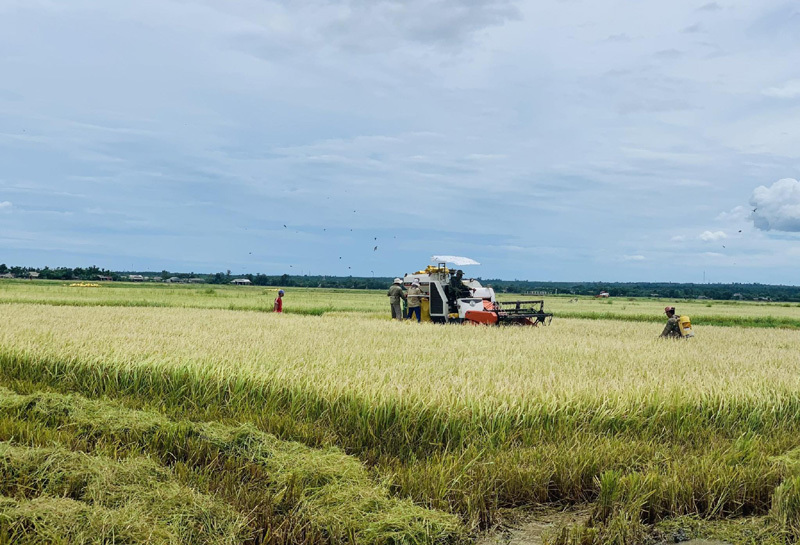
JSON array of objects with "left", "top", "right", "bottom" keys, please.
[
  {"left": 483, "top": 279, "right": 800, "bottom": 302},
  {"left": 0, "top": 264, "right": 116, "bottom": 281},
  {"left": 209, "top": 273, "right": 394, "bottom": 291},
  {"left": 2, "top": 263, "right": 799, "bottom": 301},
  {"left": 0, "top": 264, "right": 395, "bottom": 290}
]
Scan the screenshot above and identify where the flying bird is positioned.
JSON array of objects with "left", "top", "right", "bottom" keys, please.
[
  {"left": 752, "top": 208, "right": 757, "bottom": 212},
  {"left": 283, "top": 224, "right": 287, "bottom": 228},
  {"left": 738, "top": 230, "right": 742, "bottom": 233},
  {"left": 373, "top": 246, "right": 378, "bottom": 251}
]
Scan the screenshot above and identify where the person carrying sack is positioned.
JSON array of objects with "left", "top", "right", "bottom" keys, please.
[{"left": 660, "top": 306, "right": 693, "bottom": 338}]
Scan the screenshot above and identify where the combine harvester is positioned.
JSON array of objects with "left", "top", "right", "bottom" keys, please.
[{"left": 403, "top": 256, "right": 553, "bottom": 326}]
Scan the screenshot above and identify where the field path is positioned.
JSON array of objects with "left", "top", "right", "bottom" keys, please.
[{"left": 476, "top": 509, "right": 590, "bottom": 545}]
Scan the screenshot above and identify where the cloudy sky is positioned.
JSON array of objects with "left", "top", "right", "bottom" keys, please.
[{"left": 1, "top": 0, "right": 799, "bottom": 283}]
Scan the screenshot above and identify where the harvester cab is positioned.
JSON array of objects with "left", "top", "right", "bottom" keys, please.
[{"left": 403, "top": 261, "right": 553, "bottom": 326}]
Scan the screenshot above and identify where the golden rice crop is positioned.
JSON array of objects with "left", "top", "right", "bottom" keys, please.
[
  {"left": 526, "top": 295, "right": 800, "bottom": 320},
  {"left": 3, "top": 279, "right": 800, "bottom": 323},
  {"left": 0, "top": 386, "right": 463, "bottom": 544},
  {"left": 2, "top": 296, "right": 800, "bottom": 540},
  {"left": 1, "top": 304, "right": 797, "bottom": 409},
  {"left": 0, "top": 281, "right": 384, "bottom": 314}
]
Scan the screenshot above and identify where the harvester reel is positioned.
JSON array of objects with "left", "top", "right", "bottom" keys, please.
[
  {"left": 462, "top": 300, "right": 553, "bottom": 326},
  {"left": 493, "top": 300, "right": 553, "bottom": 327}
]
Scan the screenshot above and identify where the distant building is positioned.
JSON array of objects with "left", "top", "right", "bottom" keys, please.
[
  {"left": 697, "top": 295, "right": 710, "bottom": 300},
  {"left": 231, "top": 278, "right": 252, "bottom": 285},
  {"left": 152, "top": 277, "right": 163, "bottom": 282},
  {"left": 596, "top": 291, "right": 610, "bottom": 298},
  {"left": 732, "top": 293, "right": 744, "bottom": 300},
  {"left": 96, "top": 275, "right": 112, "bottom": 281},
  {"left": 128, "top": 275, "right": 144, "bottom": 282},
  {"left": 187, "top": 278, "right": 205, "bottom": 284},
  {"left": 166, "top": 277, "right": 182, "bottom": 283},
  {"left": 0, "top": 273, "right": 14, "bottom": 279},
  {"left": 27, "top": 271, "right": 40, "bottom": 279}
]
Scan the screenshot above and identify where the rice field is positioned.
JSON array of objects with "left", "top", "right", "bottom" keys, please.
[
  {"left": 1, "top": 281, "right": 800, "bottom": 544},
  {"left": 540, "top": 297, "right": 800, "bottom": 329},
  {"left": 0, "top": 280, "right": 379, "bottom": 315},
  {"left": 2, "top": 279, "right": 799, "bottom": 326}
]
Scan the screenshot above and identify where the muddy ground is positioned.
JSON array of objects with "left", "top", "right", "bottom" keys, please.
[{"left": 474, "top": 508, "right": 731, "bottom": 545}]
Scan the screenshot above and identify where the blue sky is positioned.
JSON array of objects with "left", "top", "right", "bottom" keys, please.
[{"left": 1, "top": 0, "right": 799, "bottom": 283}]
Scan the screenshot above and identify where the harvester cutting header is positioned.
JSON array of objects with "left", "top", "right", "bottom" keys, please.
[{"left": 402, "top": 256, "right": 553, "bottom": 326}]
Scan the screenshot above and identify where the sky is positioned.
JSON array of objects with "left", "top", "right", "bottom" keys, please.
[{"left": 1, "top": 0, "right": 799, "bottom": 283}]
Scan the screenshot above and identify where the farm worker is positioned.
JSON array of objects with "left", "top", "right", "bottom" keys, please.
[
  {"left": 387, "top": 278, "right": 406, "bottom": 320},
  {"left": 407, "top": 279, "right": 424, "bottom": 322},
  {"left": 274, "top": 289, "right": 284, "bottom": 313},
  {"left": 659, "top": 306, "right": 681, "bottom": 338}
]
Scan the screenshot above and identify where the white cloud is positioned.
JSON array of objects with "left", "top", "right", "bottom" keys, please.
[
  {"left": 3, "top": 0, "right": 800, "bottom": 283},
  {"left": 716, "top": 205, "right": 749, "bottom": 222},
  {"left": 0, "top": 201, "right": 12, "bottom": 212},
  {"left": 763, "top": 80, "right": 800, "bottom": 99},
  {"left": 750, "top": 178, "right": 800, "bottom": 232},
  {"left": 699, "top": 230, "right": 727, "bottom": 241}
]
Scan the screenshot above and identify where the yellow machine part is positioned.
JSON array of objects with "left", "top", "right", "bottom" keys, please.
[
  {"left": 411, "top": 264, "right": 447, "bottom": 322},
  {"left": 678, "top": 315, "right": 694, "bottom": 337},
  {"left": 415, "top": 265, "right": 449, "bottom": 275},
  {"left": 420, "top": 298, "right": 432, "bottom": 322}
]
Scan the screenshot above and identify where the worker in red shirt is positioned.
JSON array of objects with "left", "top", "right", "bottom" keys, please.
[{"left": 274, "top": 289, "right": 284, "bottom": 313}]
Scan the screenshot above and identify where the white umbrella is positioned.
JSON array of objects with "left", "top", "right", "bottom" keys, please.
[{"left": 431, "top": 255, "right": 480, "bottom": 266}]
